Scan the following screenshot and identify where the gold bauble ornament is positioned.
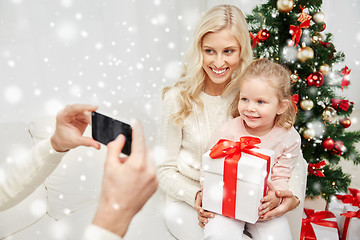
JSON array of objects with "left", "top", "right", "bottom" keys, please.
[
  {"left": 291, "top": 73, "right": 300, "bottom": 83},
  {"left": 300, "top": 99, "right": 314, "bottom": 110},
  {"left": 312, "top": 32, "right": 324, "bottom": 43},
  {"left": 322, "top": 107, "right": 337, "bottom": 123},
  {"left": 297, "top": 46, "right": 314, "bottom": 62},
  {"left": 276, "top": 0, "right": 294, "bottom": 13},
  {"left": 319, "top": 63, "right": 330, "bottom": 75},
  {"left": 313, "top": 12, "right": 325, "bottom": 23},
  {"left": 303, "top": 128, "right": 315, "bottom": 139}
]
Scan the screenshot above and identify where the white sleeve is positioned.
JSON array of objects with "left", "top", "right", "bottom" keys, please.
[
  {"left": 156, "top": 90, "right": 200, "bottom": 207},
  {"left": 0, "top": 138, "right": 65, "bottom": 211},
  {"left": 82, "top": 224, "right": 122, "bottom": 240}
]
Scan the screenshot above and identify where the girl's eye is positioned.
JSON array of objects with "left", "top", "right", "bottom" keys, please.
[
  {"left": 258, "top": 100, "right": 265, "bottom": 104},
  {"left": 241, "top": 98, "right": 248, "bottom": 102}
]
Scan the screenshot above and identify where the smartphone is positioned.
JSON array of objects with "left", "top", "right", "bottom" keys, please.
[{"left": 91, "top": 111, "right": 132, "bottom": 155}]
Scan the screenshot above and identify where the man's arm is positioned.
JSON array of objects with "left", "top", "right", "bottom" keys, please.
[{"left": 0, "top": 104, "right": 100, "bottom": 211}]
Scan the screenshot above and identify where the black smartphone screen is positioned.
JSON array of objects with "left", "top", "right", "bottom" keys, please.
[{"left": 91, "top": 112, "right": 132, "bottom": 155}]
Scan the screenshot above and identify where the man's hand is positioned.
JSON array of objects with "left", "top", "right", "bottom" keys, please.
[
  {"left": 50, "top": 104, "right": 100, "bottom": 152},
  {"left": 92, "top": 121, "right": 158, "bottom": 237}
]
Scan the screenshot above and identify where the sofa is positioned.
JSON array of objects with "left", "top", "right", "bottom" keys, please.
[{"left": 0, "top": 105, "right": 307, "bottom": 240}]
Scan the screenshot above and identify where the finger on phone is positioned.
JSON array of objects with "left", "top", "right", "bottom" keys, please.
[
  {"left": 67, "top": 104, "right": 98, "bottom": 115},
  {"left": 106, "top": 135, "right": 126, "bottom": 166},
  {"left": 130, "top": 120, "right": 146, "bottom": 160}
]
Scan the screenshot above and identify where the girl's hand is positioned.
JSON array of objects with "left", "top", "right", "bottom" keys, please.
[
  {"left": 260, "top": 190, "right": 300, "bottom": 221},
  {"left": 194, "top": 190, "right": 214, "bottom": 228},
  {"left": 258, "top": 181, "right": 281, "bottom": 219}
]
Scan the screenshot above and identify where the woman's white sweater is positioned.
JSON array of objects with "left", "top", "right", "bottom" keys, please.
[{"left": 156, "top": 88, "right": 236, "bottom": 207}]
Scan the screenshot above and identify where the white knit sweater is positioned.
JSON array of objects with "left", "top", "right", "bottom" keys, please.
[{"left": 156, "top": 88, "right": 236, "bottom": 207}]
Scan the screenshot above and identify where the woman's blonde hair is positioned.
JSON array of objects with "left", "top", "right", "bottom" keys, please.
[
  {"left": 230, "top": 58, "right": 296, "bottom": 129},
  {"left": 163, "top": 4, "right": 253, "bottom": 126}
]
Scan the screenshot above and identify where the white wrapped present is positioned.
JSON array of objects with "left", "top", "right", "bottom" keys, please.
[
  {"left": 301, "top": 208, "right": 340, "bottom": 240},
  {"left": 341, "top": 201, "right": 359, "bottom": 240},
  {"left": 330, "top": 188, "right": 360, "bottom": 239},
  {"left": 202, "top": 137, "right": 274, "bottom": 224}
]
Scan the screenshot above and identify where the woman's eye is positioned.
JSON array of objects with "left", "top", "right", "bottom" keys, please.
[
  {"left": 224, "top": 49, "right": 234, "bottom": 54},
  {"left": 205, "top": 49, "right": 214, "bottom": 54}
]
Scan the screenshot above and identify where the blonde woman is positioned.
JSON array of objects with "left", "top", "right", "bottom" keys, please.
[{"left": 157, "top": 5, "right": 301, "bottom": 240}]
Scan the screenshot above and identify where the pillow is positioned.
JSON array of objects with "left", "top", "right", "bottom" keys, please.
[{"left": 44, "top": 127, "right": 106, "bottom": 219}]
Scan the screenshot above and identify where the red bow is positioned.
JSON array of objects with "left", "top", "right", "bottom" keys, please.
[
  {"left": 301, "top": 208, "right": 339, "bottom": 240},
  {"left": 331, "top": 99, "right": 354, "bottom": 112},
  {"left": 292, "top": 94, "right": 299, "bottom": 112},
  {"left": 250, "top": 32, "right": 260, "bottom": 49},
  {"left": 289, "top": 20, "right": 311, "bottom": 47},
  {"left": 336, "top": 188, "right": 360, "bottom": 207},
  {"left": 308, "top": 160, "right": 326, "bottom": 177},
  {"left": 210, "top": 137, "right": 271, "bottom": 218},
  {"left": 289, "top": 10, "right": 312, "bottom": 47},
  {"left": 341, "top": 66, "right": 351, "bottom": 90},
  {"left": 340, "top": 210, "right": 360, "bottom": 240}
]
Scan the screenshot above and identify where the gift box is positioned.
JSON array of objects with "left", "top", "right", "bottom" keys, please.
[
  {"left": 202, "top": 137, "right": 274, "bottom": 224},
  {"left": 331, "top": 188, "right": 360, "bottom": 239},
  {"left": 301, "top": 208, "right": 340, "bottom": 240},
  {"left": 328, "top": 194, "right": 348, "bottom": 235},
  {"left": 340, "top": 209, "right": 360, "bottom": 240}
]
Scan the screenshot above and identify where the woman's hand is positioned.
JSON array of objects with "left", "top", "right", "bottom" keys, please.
[
  {"left": 258, "top": 189, "right": 300, "bottom": 221},
  {"left": 194, "top": 190, "right": 214, "bottom": 228}
]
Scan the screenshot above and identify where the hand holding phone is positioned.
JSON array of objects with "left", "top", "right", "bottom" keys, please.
[{"left": 91, "top": 112, "right": 132, "bottom": 155}]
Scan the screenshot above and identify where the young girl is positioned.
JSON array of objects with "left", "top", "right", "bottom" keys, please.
[{"left": 202, "top": 58, "right": 301, "bottom": 240}]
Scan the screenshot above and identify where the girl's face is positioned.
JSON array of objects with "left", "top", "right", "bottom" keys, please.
[
  {"left": 201, "top": 28, "right": 240, "bottom": 95},
  {"left": 238, "top": 77, "right": 287, "bottom": 136}
]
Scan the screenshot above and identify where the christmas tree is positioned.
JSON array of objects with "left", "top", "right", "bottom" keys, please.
[{"left": 246, "top": 0, "right": 360, "bottom": 202}]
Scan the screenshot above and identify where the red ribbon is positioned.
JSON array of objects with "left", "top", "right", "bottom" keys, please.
[
  {"left": 300, "top": 208, "right": 339, "bottom": 240},
  {"left": 308, "top": 160, "right": 326, "bottom": 177},
  {"left": 209, "top": 136, "right": 271, "bottom": 218},
  {"left": 341, "top": 66, "right": 351, "bottom": 90},
  {"left": 250, "top": 32, "right": 260, "bottom": 48},
  {"left": 340, "top": 210, "right": 360, "bottom": 240},
  {"left": 331, "top": 99, "right": 354, "bottom": 112},
  {"left": 292, "top": 94, "right": 299, "bottom": 113},
  {"left": 336, "top": 188, "right": 360, "bottom": 207},
  {"left": 289, "top": 19, "right": 311, "bottom": 47}
]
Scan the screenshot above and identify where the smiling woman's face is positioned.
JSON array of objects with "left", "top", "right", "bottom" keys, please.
[{"left": 201, "top": 28, "right": 241, "bottom": 94}]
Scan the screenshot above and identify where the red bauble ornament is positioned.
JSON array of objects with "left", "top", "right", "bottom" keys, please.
[
  {"left": 320, "top": 22, "right": 326, "bottom": 32},
  {"left": 339, "top": 118, "right": 351, "bottom": 128},
  {"left": 331, "top": 141, "right": 345, "bottom": 155},
  {"left": 258, "top": 29, "right": 270, "bottom": 41},
  {"left": 306, "top": 72, "right": 324, "bottom": 87},
  {"left": 322, "top": 138, "right": 335, "bottom": 150}
]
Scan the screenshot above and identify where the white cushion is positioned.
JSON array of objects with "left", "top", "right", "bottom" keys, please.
[
  {"left": 286, "top": 155, "right": 308, "bottom": 240},
  {"left": 44, "top": 127, "right": 106, "bottom": 219},
  {"left": 1, "top": 213, "right": 65, "bottom": 240}
]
